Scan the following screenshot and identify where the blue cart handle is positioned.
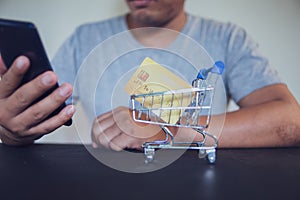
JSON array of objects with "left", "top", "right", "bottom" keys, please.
[{"left": 197, "top": 61, "right": 225, "bottom": 80}]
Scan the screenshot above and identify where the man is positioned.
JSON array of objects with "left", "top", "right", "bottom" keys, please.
[{"left": 0, "top": 0, "right": 299, "bottom": 148}]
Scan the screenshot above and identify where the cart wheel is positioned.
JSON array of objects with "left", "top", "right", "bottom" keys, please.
[
  {"left": 206, "top": 151, "right": 216, "bottom": 164},
  {"left": 144, "top": 148, "right": 155, "bottom": 164},
  {"left": 198, "top": 149, "right": 206, "bottom": 159}
]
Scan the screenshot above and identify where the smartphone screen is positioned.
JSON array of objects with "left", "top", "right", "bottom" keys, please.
[{"left": 0, "top": 18, "right": 72, "bottom": 126}]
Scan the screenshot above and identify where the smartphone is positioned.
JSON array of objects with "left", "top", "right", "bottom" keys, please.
[{"left": 0, "top": 18, "right": 72, "bottom": 126}]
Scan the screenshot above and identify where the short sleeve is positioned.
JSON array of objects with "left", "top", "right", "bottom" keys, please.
[{"left": 224, "top": 25, "right": 283, "bottom": 103}]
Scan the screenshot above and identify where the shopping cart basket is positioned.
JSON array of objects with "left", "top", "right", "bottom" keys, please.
[{"left": 130, "top": 61, "right": 225, "bottom": 164}]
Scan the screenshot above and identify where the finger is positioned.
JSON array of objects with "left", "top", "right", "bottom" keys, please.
[
  {"left": 91, "top": 106, "right": 136, "bottom": 149},
  {"left": 113, "top": 107, "right": 161, "bottom": 139},
  {"left": 109, "top": 136, "right": 125, "bottom": 151},
  {"left": 22, "top": 105, "right": 75, "bottom": 137},
  {"left": 92, "top": 114, "right": 122, "bottom": 149},
  {"left": 97, "top": 123, "right": 122, "bottom": 149},
  {"left": 14, "top": 83, "right": 73, "bottom": 129},
  {"left": 91, "top": 109, "right": 114, "bottom": 145},
  {"left": 92, "top": 112, "right": 113, "bottom": 140},
  {"left": 0, "top": 56, "right": 30, "bottom": 98},
  {"left": 0, "top": 104, "right": 74, "bottom": 145},
  {"left": 109, "top": 133, "right": 142, "bottom": 151},
  {"left": 6, "top": 71, "right": 58, "bottom": 114},
  {"left": 97, "top": 106, "right": 130, "bottom": 124},
  {"left": 0, "top": 125, "right": 40, "bottom": 146}
]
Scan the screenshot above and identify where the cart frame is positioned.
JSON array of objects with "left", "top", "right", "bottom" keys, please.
[
  {"left": 130, "top": 61, "right": 224, "bottom": 164},
  {"left": 131, "top": 86, "right": 218, "bottom": 164}
]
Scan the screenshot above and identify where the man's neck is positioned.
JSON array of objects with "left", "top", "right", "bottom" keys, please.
[
  {"left": 126, "top": 11, "right": 186, "bottom": 32},
  {"left": 126, "top": 11, "right": 187, "bottom": 47}
]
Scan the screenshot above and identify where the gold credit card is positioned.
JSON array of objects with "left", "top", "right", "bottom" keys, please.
[{"left": 125, "top": 57, "right": 192, "bottom": 124}]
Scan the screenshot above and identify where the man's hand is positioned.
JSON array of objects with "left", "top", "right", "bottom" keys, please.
[
  {"left": 0, "top": 55, "right": 75, "bottom": 146},
  {"left": 91, "top": 106, "right": 167, "bottom": 151}
]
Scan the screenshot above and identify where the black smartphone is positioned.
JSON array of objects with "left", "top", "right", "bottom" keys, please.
[{"left": 0, "top": 18, "right": 72, "bottom": 126}]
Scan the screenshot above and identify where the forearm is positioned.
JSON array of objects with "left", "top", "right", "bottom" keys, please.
[{"left": 218, "top": 100, "right": 300, "bottom": 148}]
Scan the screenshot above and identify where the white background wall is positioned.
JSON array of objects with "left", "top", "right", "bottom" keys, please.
[{"left": 1, "top": 0, "right": 299, "bottom": 143}]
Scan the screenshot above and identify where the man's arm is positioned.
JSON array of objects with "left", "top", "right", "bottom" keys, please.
[
  {"left": 92, "top": 84, "right": 300, "bottom": 150},
  {"left": 218, "top": 83, "right": 300, "bottom": 148}
]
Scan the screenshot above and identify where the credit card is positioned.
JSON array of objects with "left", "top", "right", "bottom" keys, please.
[{"left": 125, "top": 57, "right": 192, "bottom": 124}]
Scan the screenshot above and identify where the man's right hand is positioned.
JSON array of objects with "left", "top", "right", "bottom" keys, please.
[{"left": 0, "top": 55, "right": 75, "bottom": 146}]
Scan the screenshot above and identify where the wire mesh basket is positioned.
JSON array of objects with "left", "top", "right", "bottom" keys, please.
[{"left": 130, "top": 61, "right": 225, "bottom": 164}]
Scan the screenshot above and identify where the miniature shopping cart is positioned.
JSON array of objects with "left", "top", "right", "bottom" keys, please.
[{"left": 130, "top": 61, "right": 225, "bottom": 164}]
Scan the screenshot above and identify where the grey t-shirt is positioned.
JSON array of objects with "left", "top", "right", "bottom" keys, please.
[{"left": 52, "top": 13, "right": 282, "bottom": 118}]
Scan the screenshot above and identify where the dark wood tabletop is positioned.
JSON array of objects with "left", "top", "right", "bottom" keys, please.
[{"left": 0, "top": 143, "right": 300, "bottom": 200}]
